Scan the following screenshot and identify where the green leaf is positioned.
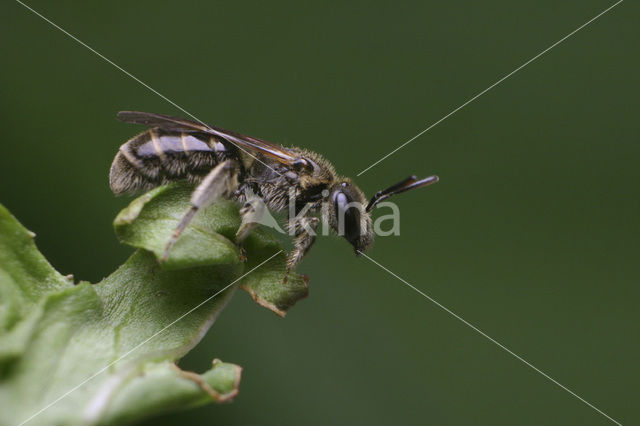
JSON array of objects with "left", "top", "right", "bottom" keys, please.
[
  {"left": 97, "top": 360, "right": 242, "bottom": 426},
  {"left": 0, "top": 183, "right": 308, "bottom": 426},
  {"left": 239, "top": 232, "right": 310, "bottom": 317},
  {"left": 113, "top": 182, "right": 309, "bottom": 314},
  {"left": 113, "top": 184, "right": 241, "bottom": 270}
]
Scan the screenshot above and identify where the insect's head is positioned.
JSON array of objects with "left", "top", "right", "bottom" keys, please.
[
  {"left": 328, "top": 175, "right": 439, "bottom": 255},
  {"left": 327, "top": 180, "right": 374, "bottom": 255}
]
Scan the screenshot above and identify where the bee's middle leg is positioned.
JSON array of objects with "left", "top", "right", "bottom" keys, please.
[{"left": 162, "top": 160, "right": 238, "bottom": 261}]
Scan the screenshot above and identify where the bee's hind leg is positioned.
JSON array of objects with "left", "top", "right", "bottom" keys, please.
[
  {"left": 235, "top": 196, "right": 266, "bottom": 262},
  {"left": 162, "top": 160, "right": 237, "bottom": 262}
]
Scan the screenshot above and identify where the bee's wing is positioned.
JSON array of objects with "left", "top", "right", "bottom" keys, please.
[{"left": 117, "top": 111, "right": 298, "bottom": 165}]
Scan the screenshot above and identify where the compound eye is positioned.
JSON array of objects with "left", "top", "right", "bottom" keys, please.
[
  {"left": 334, "top": 192, "right": 348, "bottom": 217},
  {"left": 333, "top": 191, "right": 360, "bottom": 242}
]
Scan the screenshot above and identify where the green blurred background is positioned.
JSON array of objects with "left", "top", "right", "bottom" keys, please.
[{"left": 1, "top": 1, "right": 638, "bottom": 424}]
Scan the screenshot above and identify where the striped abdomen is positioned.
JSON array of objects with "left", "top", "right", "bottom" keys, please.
[{"left": 110, "top": 128, "right": 235, "bottom": 194}]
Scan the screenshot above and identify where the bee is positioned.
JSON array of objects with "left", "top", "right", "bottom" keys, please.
[{"left": 110, "top": 111, "right": 438, "bottom": 278}]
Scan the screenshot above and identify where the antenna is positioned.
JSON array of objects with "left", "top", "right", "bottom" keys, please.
[{"left": 366, "top": 175, "right": 439, "bottom": 212}]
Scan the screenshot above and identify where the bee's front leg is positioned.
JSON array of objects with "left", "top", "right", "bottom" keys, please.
[{"left": 283, "top": 215, "right": 319, "bottom": 283}]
